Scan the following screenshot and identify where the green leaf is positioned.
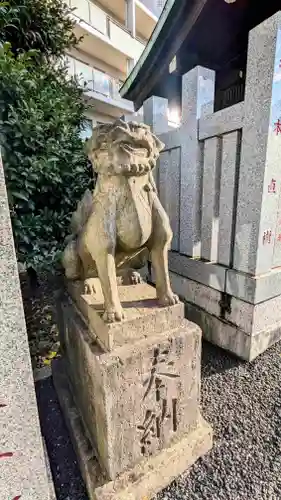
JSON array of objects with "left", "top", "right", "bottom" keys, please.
[{"left": 11, "top": 191, "right": 29, "bottom": 201}]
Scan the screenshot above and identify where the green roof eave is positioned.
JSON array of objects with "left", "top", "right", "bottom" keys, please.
[{"left": 120, "top": 0, "right": 177, "bottom": 98}]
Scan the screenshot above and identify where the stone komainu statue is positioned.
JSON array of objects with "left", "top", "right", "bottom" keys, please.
[{"left": 62, "top": 119, "right": 179, "bottom": 322}]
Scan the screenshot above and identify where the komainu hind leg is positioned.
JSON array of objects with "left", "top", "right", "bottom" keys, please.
[
  {"left": 116, "top": 268, "right": 144, "bottom": 285},
  {"left": 115, "top": 247, "right": 149, "bottom": 284}
]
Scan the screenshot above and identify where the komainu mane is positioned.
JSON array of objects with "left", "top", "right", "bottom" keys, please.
[{"left": 63, "top": 119, "right": 179, "bottom": 322}]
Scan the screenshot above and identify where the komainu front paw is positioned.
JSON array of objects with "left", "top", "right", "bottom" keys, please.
[
  {"left": 158, "top": 291, "right": 179, "bottom": 306},
  {"left": 103, "top": 306, "right": 124, "bottom": 323}
]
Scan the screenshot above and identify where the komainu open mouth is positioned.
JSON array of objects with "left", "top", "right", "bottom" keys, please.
[{"left": 119, "top": 142, "right": 148, "bottom": 158}]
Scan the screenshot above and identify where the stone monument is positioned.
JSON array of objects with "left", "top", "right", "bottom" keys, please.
[
  {"left": 53, "top": 120, "right": 212, "bottom": 499},
  {"left": 0, "top": 149, "right": 54, "bottom": 499}
]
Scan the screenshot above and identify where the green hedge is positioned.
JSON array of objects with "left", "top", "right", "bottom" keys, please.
[{"left": 0, "top": 0, "right": 93, "bottom": 270}]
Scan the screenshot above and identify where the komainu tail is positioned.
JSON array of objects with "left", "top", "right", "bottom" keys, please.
[
  {"left": 62, "top": 189, "right": 93, "bottom": 279},
  {"left": 62, "top": 239, "right": 81, "bottom": 280}
]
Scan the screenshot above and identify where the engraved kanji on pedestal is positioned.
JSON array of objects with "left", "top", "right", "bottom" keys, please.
[{"left": 137, "top": 345, "right": 180, "bottom": 457}]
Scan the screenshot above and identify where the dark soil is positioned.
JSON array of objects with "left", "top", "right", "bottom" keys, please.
[{"left": 20, "top": 271, "right": 62, "bottom": 368}]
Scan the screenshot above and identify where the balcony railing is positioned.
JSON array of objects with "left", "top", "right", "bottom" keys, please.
[
  {"left": 68, "top": 0, "right": 108, "bottom": 35},
  {"left": 66, "top": 56, "right": 132, "bottom": 108},
  {"left": 67, "top": 0, "right": 145, "bottom": 59}
]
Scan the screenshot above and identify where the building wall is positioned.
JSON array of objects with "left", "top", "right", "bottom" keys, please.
[
  {"left": 64, "top": 0, "right": 165, "bottom": 143},
  {"left": 68, "top": 47, "right": 126, "bottom": 82},
  {"left": 94, "top": 0, "right": 126, "bottom": 23},
  {"left": 66, "top": 0, "right": 159, "bottom": 130},
  {"left": 85, "top": 108, "right": 115, "bottom": 125}
]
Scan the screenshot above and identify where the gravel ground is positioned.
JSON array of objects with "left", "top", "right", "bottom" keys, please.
[{"left": 37, "top": 338, "right": 281, "bottom": 500}]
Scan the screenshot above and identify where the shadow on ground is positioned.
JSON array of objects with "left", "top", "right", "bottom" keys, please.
[
  {"left": 201, "top": 340, "right": 242, "bottom": 378},
  {"left": 36, "top": 377, "right": 88, "bottom": 500}
]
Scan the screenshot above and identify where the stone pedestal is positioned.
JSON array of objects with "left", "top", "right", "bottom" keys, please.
[{"left": 53, "top": 280, "right": 212, "bottom": 500}]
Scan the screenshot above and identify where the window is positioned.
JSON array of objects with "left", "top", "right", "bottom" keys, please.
[
  {"left": 93, "top": 68, "right": 111, "bottom": 97},
  {"left": 75, "top": 59, "right": 94, "bottom": 91}
]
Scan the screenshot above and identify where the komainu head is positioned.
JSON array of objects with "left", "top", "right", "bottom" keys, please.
[{"left": 85, "top": 119, "right": 165, "bottom": 176}]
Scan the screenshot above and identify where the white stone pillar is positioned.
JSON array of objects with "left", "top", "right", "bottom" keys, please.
[
  {"left": 126, "top": 0, "right": 136, "bottom": 38},
  {"left": 143, "top": 96, "right": 169, "bottom": 197},
  {"left": 179, "top": 66, "right": 215, "bottom": 257},
  {"left": 143, "top": 95, "right": 169, "bottom": 135},
  {"left": 201, "top": 136, "right": 221, "bottom": 262},
  {"left": 233, "top": 12, "right": 281, "bottom": 275}
]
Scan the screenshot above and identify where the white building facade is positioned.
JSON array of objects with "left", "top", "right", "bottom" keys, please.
[{"left": 65, "top": 0, "right": 160, "bottom": 137}]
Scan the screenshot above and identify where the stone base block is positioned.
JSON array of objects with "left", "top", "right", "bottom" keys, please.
[
  {"left": 53, "top": 358, "right": 212, "bottom": 500},
  {"left": 66, "top": 280, "right": 184, "bottom": 351},
  {"left": 56, "top": 291, "right": 203, "bottom": 478},
  {"left": 54, "top": 282, "right": 212, "bottom": 497},
  {"left": 185, "top": 301, "right": 281, "bottom": 361},
  {"left": 161, "top": 270, "right": 281, "bottom": 361}
]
